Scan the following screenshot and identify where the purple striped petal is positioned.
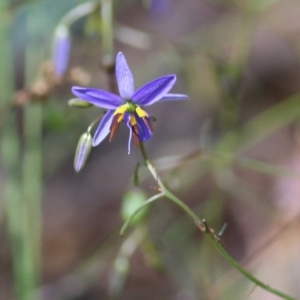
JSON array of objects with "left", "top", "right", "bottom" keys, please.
[
  {"left": 132, "top": 75, "right": 176, "bottom": 106},
  {"left": 72, "top": 87, "right": 123, "bottom": 109},
  {"left": 93, "top": 110, "right": 115, "bottom": 146},
  {"left": 116, "top": 52, "right": 134, "bottom": 99},
  {"left": 136, "top": 114, "right": 153, "bottom": 141},
  {"left": 158, "top": 93, "right": 188, "bottom": 102}
]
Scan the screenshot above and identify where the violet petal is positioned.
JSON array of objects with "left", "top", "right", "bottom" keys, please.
[
  {"left": 116, "top": 52, "right": 135, "bottom": 99},
  {"left": 53, "top": 24, "right": 71, "bottom": 76},
  {"left": 93, "top": 110, "right": 115, "bottom": 146},
  {"left": 72, "top": 87, "right": 123, "bottom": 109},
  {"left": 158, "top": 93, "right": 188, "bottom": 102},
  {"left": 132, "top": 75, "right": 176, "bottom": 106},
  {"left": 136, "top": 114, "right": 153, "bottom": 141}
]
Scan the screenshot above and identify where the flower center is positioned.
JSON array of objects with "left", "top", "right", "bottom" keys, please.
[{"left": 109, "top": 101, "right": 152, "bottom": 145}]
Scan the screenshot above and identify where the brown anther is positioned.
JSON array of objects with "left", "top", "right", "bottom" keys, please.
[
  {"left": 132, "top": 125, "right": 140, "bottom": 146},
  {"left": 109, "top": 114, "right": 121, "bottom": 141},
  {"left": 143, "top": 116, "right": 153, "bottom": 133}
]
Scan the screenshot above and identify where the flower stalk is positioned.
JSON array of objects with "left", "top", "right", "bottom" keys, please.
[
  {"left": 134, "top": 143, "right": 296, "bottom": 300},
  {"left": 101, "top": 0, "right": 114, "bottom": 67}
]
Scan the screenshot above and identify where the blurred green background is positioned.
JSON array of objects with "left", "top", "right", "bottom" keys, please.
[{"left": 1, "top": 0, "right": 300, "bottom": 299}]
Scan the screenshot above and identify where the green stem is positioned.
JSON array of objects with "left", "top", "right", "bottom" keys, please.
[
  {"left": 212, "top": 241, "right": 295, "bottom": 300},
  {"left": 21, "top": 103, "right": 43, "bottom": 299},
  {"left": 18, "top": 11, "right": 45, "bottom": 300},
  {"left": 0, "top": 2, "right": 28, "bottom": 300},
  {"left": 61, "top": 2, "right": 98, "bottom": 27},
  {"left": 1, "top": 121, "right": 24, "bottom": 300},
  {"left": 101, "top": 0, "right": 116, "bottom": 93},
  {"left": 120, "top": 192, "right": 164, "bottom": 236},
  {"left": 101, "top": 0, "right": 114, "bottom": 63},
  {"left": 140, "top": 143, "right": 203, "bottom": 224},
  {"left": 138, "top": 143, "right": 296, "bottom": 300},
  {"left": 87, "top": 113, "right": 104, "bottom": 133}
]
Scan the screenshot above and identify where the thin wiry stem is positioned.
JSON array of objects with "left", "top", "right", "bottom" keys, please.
[
  {"left": 137, "top": 142, "right": 296, "bottom": 300},
  {"left": 120, "top": 192, "right": 164, "bottom": 236}
]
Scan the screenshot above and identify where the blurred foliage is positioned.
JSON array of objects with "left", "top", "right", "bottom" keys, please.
[
  {"left": 121, "top": 188, "right": 148, "bottom": 226},
  {"left": 1, "top": 0, "right": 300, "bottom": 299}
]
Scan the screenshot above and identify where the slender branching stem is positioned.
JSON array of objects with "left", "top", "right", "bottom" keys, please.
[{"left": 137, "top": 142, "right": 296, "bottom": 300}]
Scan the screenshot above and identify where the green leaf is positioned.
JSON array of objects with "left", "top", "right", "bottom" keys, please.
[{"left": 121, "top": 189, "right": 148, "bottom": 226}]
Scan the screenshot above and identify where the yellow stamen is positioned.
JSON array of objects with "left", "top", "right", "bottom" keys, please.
[
  {"left": 136, "top": 106, "right": 148, "bottom": 118},
  {"left": 130, "top": 115, "right": 137, "bottom": 126},
  {"left": 117, "top": 113, "right": 124, "bottom": 123},
  {"left": 114, "top": 104, "right": 128, "bottom": 115}
]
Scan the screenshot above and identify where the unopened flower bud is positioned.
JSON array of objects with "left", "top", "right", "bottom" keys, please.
[
  {"left": 74, "top": 132, "right": 92, "bottom": 173},
  {"left": 68, "top": 98, "right": 93, "bottom": 108},
  {"left": 53, "top": 24, "right": 71, "bottom": 76}
]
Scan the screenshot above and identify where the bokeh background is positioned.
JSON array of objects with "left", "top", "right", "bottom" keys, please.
[{"left": 1, "top": 0, "right": 300, "bottom": 299}]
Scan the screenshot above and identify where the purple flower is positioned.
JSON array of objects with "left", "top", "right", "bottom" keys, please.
[
  {"left": 53, "top": 24, "right": 71, "bottom": 76},
  {"left": 150, "top": 0, "right": 170, "bottom": 16},
  {"left": 72, "top": 52, "right": 188, "bottom": 153}
]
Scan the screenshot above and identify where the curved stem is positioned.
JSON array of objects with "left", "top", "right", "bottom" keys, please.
[
  {"left": 139, "top": 143, "right": 203, "bottom": 225},
  {"left": 138, "top": 143, "right": 295, "bottom": 300},
  {"left": 87, "top": 113, "right": 104, "bottom": 133},
  {"left": 120, "top": 192, "right": 164, "bottom": 236}
]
